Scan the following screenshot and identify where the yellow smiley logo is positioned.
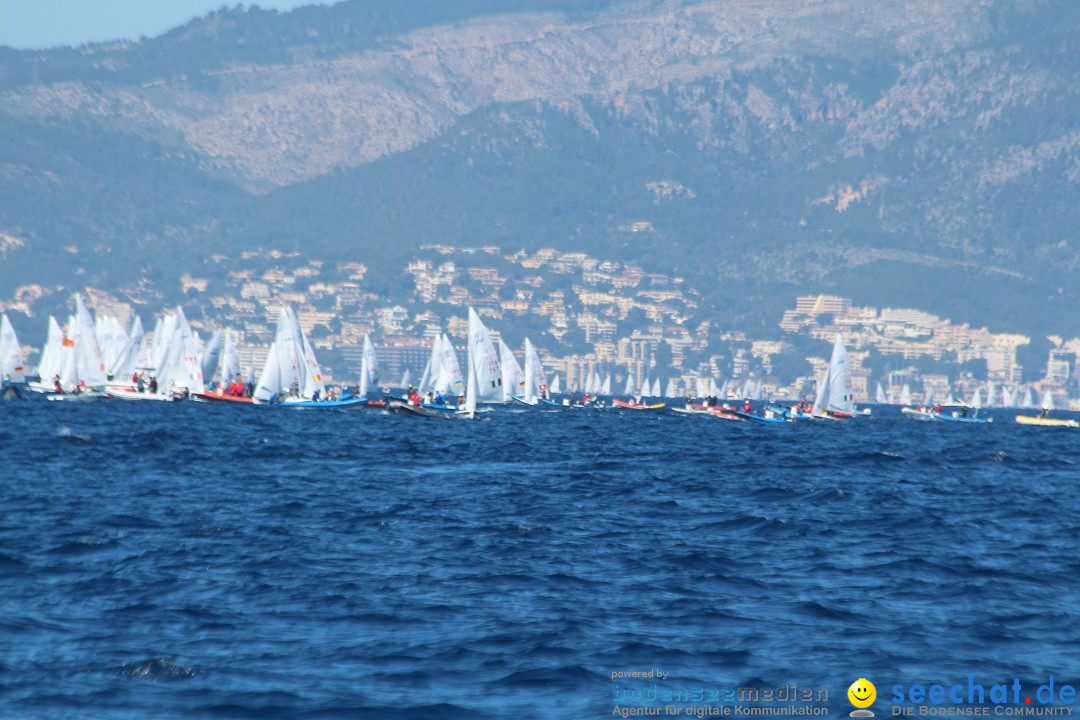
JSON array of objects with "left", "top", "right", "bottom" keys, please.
[{"left": 848, "top": 678, "right": 876, "bottom": 708}]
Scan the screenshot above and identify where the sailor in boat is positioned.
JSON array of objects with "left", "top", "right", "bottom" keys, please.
[
  {"left": 933, "top": 403, "right": 942, "bottom": 415},
  {"left": 434, "top": 390, "right": 446, "bottom": 406},
  {"left": 743, "top": 398, "right": 752, "bottom": 414},
  {"left": 457, "top": 394, "right": 465, "bottom": 409},
  {"left": 149, "top": 376, "right": 159, "bottom": 394},
  {"left": 136, "top": 374, "right": 146, "bottom": 393},
  {"left": 311, "top": 388, "right": 321, "bottom": 402},
  {"left": 53, "top": 375, "right": 63, "bottom": 394},
  {"left": 289, "top": 379, "right": 300, "bottom": 398},
  {"left": 1041, "top": 406, "right": 1051, "bottom": 419}
]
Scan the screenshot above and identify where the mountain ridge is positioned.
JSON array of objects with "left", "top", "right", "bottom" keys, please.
[{"left": 1, "top": 0, "right": 1078, "bottom": 340}]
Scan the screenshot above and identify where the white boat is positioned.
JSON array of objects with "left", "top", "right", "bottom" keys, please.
[{"left": 811, "top": 335, "right": 855, "bottom": 419}]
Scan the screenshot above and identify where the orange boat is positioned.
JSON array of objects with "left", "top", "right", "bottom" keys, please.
[{"left": 193, "top": 390, "right": 253, "bottom": 404}]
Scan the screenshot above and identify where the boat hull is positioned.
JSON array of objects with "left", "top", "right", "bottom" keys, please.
[
  {"left": 193, "top": 391, "right": 253, "bottom": 404},
  {"left": 387, "top": 399, "right": 443, "bottom": 417},
  {"left": 1015, "top": 415, "right": 1078, "bottom": 427},
  {"left": 612, "top": 399, "right": 666, "bottom": 411},
  {"left": 278, "top": 396, "right": 367, "bottom": 409}
]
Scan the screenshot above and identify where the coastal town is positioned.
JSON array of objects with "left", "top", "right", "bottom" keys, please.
[{"left": 3, "top": 245, "right": 1077, "bottom": 407}]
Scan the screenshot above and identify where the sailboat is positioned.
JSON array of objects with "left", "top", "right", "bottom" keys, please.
[
  {"left": 811, "top": 335, "right": 855, "bottom": 419},
  {"left": 460, "top": 307, "right": 502, "bottom": 418},
  {"left": 254, "top": 306, "right": 364, "bottom": 408},
  {"left": 108, "top": 306, "right": 200, "bottom": 401},
  {"left": 194, "top": 331, "right": 253, "bottom": 404},
  {"left": 549, "top": 375, "right": 561, "bottom": 395},
  {"left": 29, "top": 316, "right": 65, "bottom": 394},
  {"left": 519, "top": 338, "right": 553, "bottom": 405},
  {"left": 900, "top": 384, "right": 911, "bottom": 407},
  {"left": 875, "top": 383, "right": 887, "bottom": 404}
]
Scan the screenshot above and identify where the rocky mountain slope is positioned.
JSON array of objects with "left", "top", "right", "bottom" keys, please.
[{"left": 1, "top": 0, "right": 1078, "bottom": 334}]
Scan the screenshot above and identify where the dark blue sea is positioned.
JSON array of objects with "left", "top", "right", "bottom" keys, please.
[{"left": 3, "top": 400, "right": 1080, "bottom": 719}]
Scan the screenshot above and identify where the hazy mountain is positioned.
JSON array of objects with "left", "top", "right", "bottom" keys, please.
[{"left": 1, "top": 0, "right": 1078, "bottom": 335}]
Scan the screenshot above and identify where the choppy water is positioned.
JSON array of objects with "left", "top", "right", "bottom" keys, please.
[{"left": 2, "top": 401, "right": 1079, "bottom": 718}]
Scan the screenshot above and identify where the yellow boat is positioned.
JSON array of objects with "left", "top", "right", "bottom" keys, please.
[{"left": 1015, "top": 415, "right": 1079, "bottom": 428}]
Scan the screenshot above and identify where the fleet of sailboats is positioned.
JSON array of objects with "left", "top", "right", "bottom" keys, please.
[{"left": 5, "top": 299, "right": 1077, "bottom": 427}]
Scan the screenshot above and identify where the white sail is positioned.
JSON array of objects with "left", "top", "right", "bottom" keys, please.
[
  {"left": 201, "top": 329, "right": 223, "bottom": 384},
  {"left": 149, "top": 313, "right": 176, "bottom": 378},
  {"left": 811, "top": 371, "right": 829, "bottom": 418},
  {"left": 400, "top": 369, "right": 411, "bottom": 388},
  {"left": 523, "top": 338, "right": 547, "bottom": 401},
  {"left": 0, "top": 314, "right": 24, "bottom": 382},
  {"left": 970, "top": 387, "right": 982, "bottom": 409},
  {"left": 498, "top": 339, "right": 525, "bottom": 401},
  {"left": 924, "top": 387, "right": 935, "bottom": 407},
  {"left": 600, "top": 373, "right": 609, "bottom": 395},
  {"left": 718, "top": 379, "right": 729, "bottom": 399},
  {"left": 1002, "top": 387, "right": 1015, "bottom": 407},
  {"left": 436, "top": 334, "right": 465, "bottom": 396},
  {"left": 900, "top": 384, "right": 911, "bottom": 406},
  {"left": 651, "top": 377, "right": 662, "bottom": 397},
  {"left": 467, "top": 308, "right": 502, "bottom": 403},
  {"left": 254, "top": 307, "right": 308, "bottom": 398},
  {"left": 813, "top": 334, "right": 854, "bottom": 417},
  {"left": 58, "top": 315, "right": 77, "bottom": 389},
  {"left": 664, "top": 379, "right": 677, "bottom": 398},
  {"left": 299, "top": 326, "right": 325, "bottom": 399},
  {"left": 875, "top": 383, "right": 887, "bottom": 404},
  {"left": 359, "top": 334, "right": 379, "bottom": 396},
  {"left": 550, "top": 375, "right": 561, "bottom": 394},
  {"left": 111, "top": 316, "right": 146, "bottom": 379},
  {"left": 157, "top": 307, "right": 192, "bottom": 391},
  {"left": 254, "top": 341, "right": 281, "bottom": 401},
  {"left": 418, "top": 335, "right": 439, "bottom": 392},
  {"left": 740, "top": 378, "right": 752, "bottom": 399},
  {"left": 624, "top": 372, "right": 635, "bottom": 396},
  {"left": 985, "top": 383, "right": 996, "bottom": 408},
  {"left": 464, "top": 338, "right": 478, "bottom": 418},
  {"left": 180, "top": 332, "right": 206, "bottom": 393},
  {"left": 274, "top": 307, "right": 303, "bottom": 395},
  {"left": 38, "top": 316, "right": 65, "bottom": 382},
  {"left": 73, "top": 295, "right": 107, "bottom": 389},
  {"left": 220, "top": 331, "right": 241, "bottom": 383},
  {"left": 1022, "top": 388, "right": 1034, "bottom": 408},
  {"left": 1041, "top": 389, "right": 1054, "bottom": 411},
  {"left": 94, "top": 315, "right": 127, "bottom": 374}
]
